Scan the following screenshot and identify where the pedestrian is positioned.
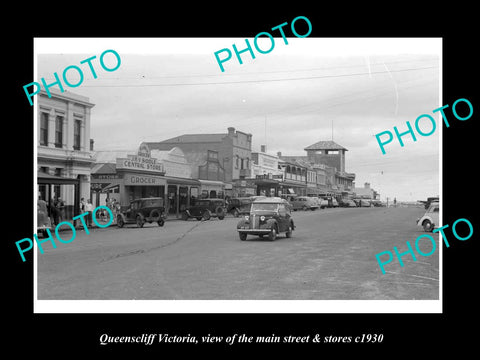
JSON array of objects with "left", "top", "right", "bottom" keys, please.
[
  {"left": 84, "top": 199, "right": 94, "bottom": 227},
  {"left": 80, "top": 197, "right": 86, "bottom": 212},
  {"left": 38, "top": 194, "right": 49, "bottom": 228},
  {"left": 50, "top": 197, "right": 60, "bottom": 226},
  {"left": 110, "top": 198, "right": 117, "bottom": 223},
  {"left": 54, "top": 197, "right": 65, "bottom": 223}
]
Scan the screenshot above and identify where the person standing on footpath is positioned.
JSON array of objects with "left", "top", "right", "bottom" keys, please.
[{"left": 84, "top": 199, "right": 94, "bottom": 227}]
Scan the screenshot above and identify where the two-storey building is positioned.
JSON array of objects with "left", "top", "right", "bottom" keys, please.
[{"left": 37, "top": 89, "right": 95, "bottom": 220}]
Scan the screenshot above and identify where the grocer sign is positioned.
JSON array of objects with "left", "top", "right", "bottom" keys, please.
[{"left": 124, "top": 174, "right": 166, "bottom": 186}]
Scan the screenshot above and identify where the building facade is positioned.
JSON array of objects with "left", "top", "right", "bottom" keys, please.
[
  {"left": 143, "top": 127, "right": 253, "bottom": 197},
  {"left": 37, "top": 89, "right": 95, "bottom": 220},
  {"left": 92, "top": 145, "right": 200, "bottom": 218}
]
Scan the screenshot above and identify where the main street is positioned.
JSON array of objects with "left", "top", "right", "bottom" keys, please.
[{"left": 37, "top": 206, "right": 439, "bottom": 300}]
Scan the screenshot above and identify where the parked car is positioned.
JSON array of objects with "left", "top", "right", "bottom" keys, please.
[
  {"left": 353, "top": 198, "right": 371, "bottom": 207},
  {"left": 340, "top": 199, "right": 357, "bottom": 207},
  {"left": 182, "top": 198, "right": 226, "bottom": 220},
  {"left": 227, "top": 196, "right": 265, "bottom": 217},
  {"left": 117, "top": 197, "right": 166, "bottom": 228},
  {"left": 417, "top": 201, "right": 439, "bottom": 232},
  {"left": 424, "top": 196, "right": 439, "bottom": 209},
  {"left": 370, "top": 199, "right": 385, "bottom": 207},
  {"left": 290, "top": 196, "right": 319, "bottom": 211},
  {"left": 236, "top": 197, "right": 295, "bottom": 241},
  {"left": 317, "top": 197, "right": 329, "bottom": 209},
  {"left": 322, "top": 196, "right": 339, "bottom": 208}
]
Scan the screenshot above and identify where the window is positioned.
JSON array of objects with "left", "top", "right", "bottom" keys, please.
[
  {"left": 40, "top": 113, "right": 49, "bottom": 146},
  {"left": 207, "top": 150, "right": 218, "bottom": 160},
  {"left": 74, "top": 120, "right": 81, "bottom": 150},
  {"left": 55, "top": 116, "right": 63, "bottom": 148},
  {"left": 235, "top": 156, "right": 239, "bottom": 169}
]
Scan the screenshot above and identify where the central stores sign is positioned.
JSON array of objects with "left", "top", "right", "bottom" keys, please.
[
  {"left": 124, "top": 174, "right": 166, "bottom": 186},
  {"left": 116, "top": 154, "right": 165, "bottom": 173}
]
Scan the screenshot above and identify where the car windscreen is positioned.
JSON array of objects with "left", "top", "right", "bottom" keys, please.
[{"left": 251, "top": 203, "right": 278, "bottom": 212}]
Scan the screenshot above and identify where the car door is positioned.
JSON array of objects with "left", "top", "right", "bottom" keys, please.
[
  {"left": 277, "top": 204, "right": 289, "bottom": 232},
  {"left": 127, "top": 201, "right": 138, "bottom": 221},
  {"left": 431, "top": 205, "right": 439, "bottom": 225}
]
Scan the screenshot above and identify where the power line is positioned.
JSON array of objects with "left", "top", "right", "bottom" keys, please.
[{"left": 78, "top": 65, "right": 437, "bottom": 88}]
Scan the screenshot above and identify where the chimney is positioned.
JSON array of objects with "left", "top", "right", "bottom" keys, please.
[
  {"left": 90, "top": 139, "right": 94, "bottom": 151},
  {"left": 365, "top": 182, "right": 370, "bottom": 189},
  {"left": 261, "top": 145, "right": 266, "bottom": 153},
  {"left": 277, "top": 151, "right": 282, "bottom": 158},
  {"left": 227, "top": 127, "right": 235, "bottom": 136}
]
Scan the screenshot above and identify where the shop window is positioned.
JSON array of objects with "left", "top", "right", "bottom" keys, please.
[{"left": 40, "top": 113, "right": 49, "bottom": 146}]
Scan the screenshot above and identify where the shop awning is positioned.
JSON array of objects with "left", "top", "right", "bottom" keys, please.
[
  {"left": 165, "top": 176, "right": 201, "bottom": 186},
  {"left": 37, "top": 171, "right": 80, "bottom": 185}
]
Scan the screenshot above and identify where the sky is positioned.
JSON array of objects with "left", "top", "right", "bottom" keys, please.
[{"left": 35, "top": 38, "right": 441, "bottom": 202}]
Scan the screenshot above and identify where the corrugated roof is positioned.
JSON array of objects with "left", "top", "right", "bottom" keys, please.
[
  {"left": 146, "top": 133, "right": 226, "bottom": 148},
  {"left": 91, "top": 163, "right": 117, "bottom": 174},
  {"left": 304, "top": 140, "right": 348, "bottom": 151}
]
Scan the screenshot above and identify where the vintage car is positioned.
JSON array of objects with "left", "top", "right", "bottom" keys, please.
[
  {"left": 182, "top": 198, "right": 226, "bottom": 220},
  {"left": 339, "top": 199, "right": 357, "bottom": 207},
  {"left": 236, "top": 197, "right": 295, "bottom": 241},
  {"left": 117, "top": 197, "right": 166, "bottom": 228},
  {"left": 318, "top": 198, "right": 329, "bottom": 209},
  {"left": 417, "top": 201, "right": 439, "bottom": 232},
  {"left": 290, "top": 196, "right": 319, "bottom": 211},
  {"left": 353, "top": 198, "right": 371, "bottom": 207},
  {"left": 227, "top": 196, "right": 265, "bottom": 217}
]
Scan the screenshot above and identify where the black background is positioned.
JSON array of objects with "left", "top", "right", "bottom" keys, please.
[{"left": 6, "top": 4, "right": 477, "bottom": 355}]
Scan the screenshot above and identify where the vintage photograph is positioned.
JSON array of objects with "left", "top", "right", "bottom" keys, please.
[{"left": 33, "top": 37, "right": 441, "bottom": 312}]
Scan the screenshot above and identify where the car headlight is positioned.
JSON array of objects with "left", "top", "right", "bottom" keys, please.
[
  {"left": 244, "top": 215, "right": 249, "bottom": 221},
  {"left": 260, "top": 216, "right": 265, "bottom": 221}
]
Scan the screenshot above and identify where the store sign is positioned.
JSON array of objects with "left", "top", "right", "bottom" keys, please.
[
  {"left": 138, "top": 143, "right": 151, "bottom": 157},
  {"left": 116, "top": 157, "right": 165, "bottom": 173},
  {"left": 124, "top": 174, "right": 166, "bottom": 186},
  {"left": 91, "top": 174, "right": 120, "bottom": 180},
  {"left": 91, "top": 182, "right": 112, "bottom": 190}
]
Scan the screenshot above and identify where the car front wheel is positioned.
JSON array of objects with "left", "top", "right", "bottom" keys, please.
[
  {"left": 203, "top": 210, "right": 211, "bottom": 220},
  {"left": 268, "top": 225, "right": 277, "bottom": 241},
  {"left": 423, "top": 219, "right": 433, "bottom": 232},
  {"left": 117, "top": 216, "right": 124, "bottom": 228},
  {"left": 239, "top": 232, "right": 247, "bottom": 241},
  {"left": 158, "top": 219, "right": 165, "bottom": 227},
  {"left": 286, "top": 224, "right": 293, "bottom": 238}
]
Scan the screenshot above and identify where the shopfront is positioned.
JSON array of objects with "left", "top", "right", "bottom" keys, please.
[
  {"left": 166, "top": 177, "right": 200, "bottom": 217},
  {"left": 198, "top": 179, "right": 226, "bottom": 199},
  {"left": 254, "top": 174, "right": 282, "bottom": 197},
  {"left": 91, "top": 145, "right": 200, "bottom": 218}
]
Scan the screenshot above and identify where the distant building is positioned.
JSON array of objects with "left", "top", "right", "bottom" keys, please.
[
  {"left": 143, "top": 127, "right": 252, "bottom": 197},
  {"left": 249, "top": 145, "right": 284, "bottom": 197},
  {"left": 304, "top": 140, "right": 347, "bottom": 172},
  {"left": 354, "top": 182, "right": 379, "bottom": 200}
]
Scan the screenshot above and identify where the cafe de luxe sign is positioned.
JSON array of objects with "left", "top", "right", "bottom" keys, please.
[{"left": 116, "top": 145, "right": 165, "bottom": 173}]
